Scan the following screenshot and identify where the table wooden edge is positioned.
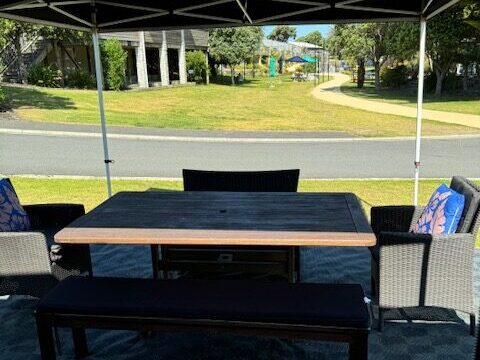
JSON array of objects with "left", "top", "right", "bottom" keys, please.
[{"left": 55, "top": 228, "right": 376, "bottom": 247}]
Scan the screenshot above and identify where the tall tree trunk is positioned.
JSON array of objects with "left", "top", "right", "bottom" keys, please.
[
  {"left": 357, "top": 58, "right": 365, "bottom": 89},
  {"left": 230, "top": 65, "right": 235, "bottom": 85},
  {"left": 374, "top": 61, "right": 381, "bottom": 91},
  {"left": 86, "top": 45, "right": 92, "bottom": 74},
  {"left": 462, "top": 64, "right": 468, "bottom": 92},
  {"left": 14, "top": 36, "right": 26, "bottom": 84},
  {"left": 434, "top": 68, "right": 445, "bottom": 96},
  {"left": 53, "top": 40, "right": 65, "bottom": 86},
  {"left": 252, "top": 55, "right": 256, "bottom": 78}
]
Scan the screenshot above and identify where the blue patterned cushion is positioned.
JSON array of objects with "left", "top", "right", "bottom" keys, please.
[
  {"left": 413, "top": 184, "right": 465, "bottom": 235},
  {"left": 0, "top": 179, "right": 31, "bottom": 231}
]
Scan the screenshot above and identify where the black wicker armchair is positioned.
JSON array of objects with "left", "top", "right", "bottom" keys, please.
[
  {"left": 0, "top": 201, "right": 92, "bottom": 298},
  {"left": 370, "top": 176, "right": 480, "bottom": 335}
]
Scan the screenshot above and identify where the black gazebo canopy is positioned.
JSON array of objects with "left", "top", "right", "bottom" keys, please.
[
  {"left": 0, "top": 0, "right": 462, "bottom": 202},
  {"left": 0, "top": 0, "right": 460, "bottom": 32}
]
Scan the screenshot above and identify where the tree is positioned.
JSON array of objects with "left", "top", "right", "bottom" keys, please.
[
  {"left": 267, "top": 25, "right": 296, "bottom": 42},
  {"left": 363, "top": 24, "right": 396, "bottom": 91},
  {"left": 186, "top": 50, "right": 207, "bottom": 82},
  {"left": 328, "top": 23, "right": 395, "bottom": 90},
  {"left": 464, "top": 0, "right": 480, "bottom": 30},
  {"left": 426, "top": 7, "right": 471, "bottom": 95},
  {"left": 0, "top": 19, "right": 36, "bottom": 83},
  {"left": 209, "top": 27, "right": 262, "bottom": 85},
  {"left": 327, "top": 25, "right": 369, "bottom": 88},
  {"left": 385, "top": 23, "right": 418, "bottom": 64},
  {"left": 296, "top": 31, "right": 323, "bottom": 46},
  {"left": 463, "top": 0, "right": 480, "bottom": 81},
  {"left": 38, "top": 26, "right": 88, "bottom": 85}
]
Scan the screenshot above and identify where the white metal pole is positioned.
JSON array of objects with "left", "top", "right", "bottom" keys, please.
[
  {"left": 414, "top": 17, "right": 427, "bottom": 205},
  {"left": 92, "top": 30, "right": 113, "bottom": 198}
]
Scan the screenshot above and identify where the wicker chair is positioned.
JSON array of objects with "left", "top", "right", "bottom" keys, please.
[
  {"left": 370, "top": 176, "right": 480, "bottom": 335},
  {"left": 155, "top": 169, "right": 300, "bottom": 282},
  {"left": 0, "top": 195, "right": 92, "bottom": 298}
]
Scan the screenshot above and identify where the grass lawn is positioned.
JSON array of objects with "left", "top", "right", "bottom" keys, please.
[
  {"left": 11, "top": 177, "right": 480, "bottom": 246},
  {"left": 341, "top": 80, "right": 480, "bottom": 116},
  {"left": 3, "top": 76, "right": 477, "bottom": 137}
]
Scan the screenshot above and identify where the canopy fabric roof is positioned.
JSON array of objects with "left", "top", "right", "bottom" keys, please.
[
  {"left": 286, "top": 56, "right": 308, "bottom": 63},
  {"left": 0, "top": 0, "right": 460, "bottom": 33},
  {"left": 302, "top": 55, "right": 317, "bottom": 63},
  {"left": 290, "top": 41, "right": 322, "bottom": 50}
]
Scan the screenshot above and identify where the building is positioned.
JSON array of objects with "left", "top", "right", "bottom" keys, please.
[{"left": 1, "top": 29, "right": 209, "bottom": 88}]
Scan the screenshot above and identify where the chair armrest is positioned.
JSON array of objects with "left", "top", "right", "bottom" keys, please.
[
  {"left": 0, "top": 232, "right": 51, "bottom": 275},
  {"left": 24, "top": 204, "right": 85, "bottom": 230},
  {"left": 0, "top": 232, "right": 58, "bottom": 297},
  {"left": 378, "top": 231, "right": 475, "bottom": 313},
  {"left": 370, "top": 206, "right": 422, "bottom": 235}
]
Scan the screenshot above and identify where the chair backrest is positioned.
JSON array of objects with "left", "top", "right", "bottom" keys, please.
[
  {"left": 450, "top": 176, "right": 480, "bottom": 234},
  {"left": 183, "top": 169, "right": 300, "bottom": 192}
]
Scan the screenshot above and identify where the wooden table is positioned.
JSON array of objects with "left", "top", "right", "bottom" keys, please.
[{"left": 55, "top": 191, "right": 375, "bottom": 247}]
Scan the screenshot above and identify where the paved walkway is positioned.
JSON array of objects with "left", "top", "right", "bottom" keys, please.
[{"left": 311, "top": 73, "right": 480, "bottom": 129}]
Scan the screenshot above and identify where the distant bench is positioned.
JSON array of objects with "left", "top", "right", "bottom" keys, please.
[{"left": 36, "top": 277, "right": 370, "bottom": 360}]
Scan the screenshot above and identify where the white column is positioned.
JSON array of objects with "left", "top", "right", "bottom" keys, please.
[
  {"left": 160, "top": 30, "right": 169, "bottom": 86},
  {"left": 135, "top": 31, "right": 149, "bottom": 88},
  {"left": 179, "top": 30, "right": 187, "bottom": 85},
  {"left": 414, "top": 17, "right": 427, "bottom": 205},
  {"left": 92, "top": 31, "right": 112, "bottom": 198}
]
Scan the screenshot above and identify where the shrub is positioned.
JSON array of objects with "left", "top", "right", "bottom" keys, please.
[
  {"left": 186, "top": 50, "right": 207, "bottom": 82},
  {"left": 100, "top": 39, "right": 127, "bottom": 91},
  {"left": 304, "top": 63, "right": 316, "bottom": 74},
  {"left": 381, "top": 65, "right": 408, "bottom": 88},
  {"left": 66, "top": 69, "right": 95, "bottom": 89},
  {"left": 255, "top": 63, "right": 268, "bottom": 76},
  {"left": 27, "top": 65, "right": 62, "bottom": 87},
  {"left": 0, "top": 86, "right": 8, "bottom": 112},
  {"left": 425, "top": 72, "right": 463, "bottom": 93}
]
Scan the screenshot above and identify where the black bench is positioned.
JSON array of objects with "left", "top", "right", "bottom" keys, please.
[{"left": 36, "top": 277, "right": 370, "bottom": 360}]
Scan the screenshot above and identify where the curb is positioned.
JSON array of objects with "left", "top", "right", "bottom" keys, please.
[{"left": 1, "top": 127, "right": 480, "bottom": 144}]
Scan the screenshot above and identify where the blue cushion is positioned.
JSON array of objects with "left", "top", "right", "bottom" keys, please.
[
  {"left": 37, "top": 277, "right": 369, "bottom": 329},
  {"left": 413, "top": 184, "right": 465, "bottom": 235},
  {"left": 0, "top": 178, "right": 31, "bottom": 232}
]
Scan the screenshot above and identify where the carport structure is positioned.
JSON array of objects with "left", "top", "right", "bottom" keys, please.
[{"left": 0, "top": 0, "right": 462, "bottom": 203}]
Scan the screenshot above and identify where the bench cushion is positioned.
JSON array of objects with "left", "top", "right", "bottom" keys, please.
[{"left": 37, "top": 277, "right": 369, "bottom": 329}]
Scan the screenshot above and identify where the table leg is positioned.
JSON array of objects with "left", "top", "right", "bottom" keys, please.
[
  {"left": 36, "top": 315, "right": 56, "bottom": 360},
  {"left": 150, "top": 245, "right": 159, "bottom": 279}
]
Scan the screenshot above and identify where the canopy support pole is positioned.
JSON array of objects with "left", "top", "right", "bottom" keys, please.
[
  {"left": 92, "top": 30, "right": 113, "bottom": 198},
  {"left": 414, "top": 17, "right": 427, "bottom": 205}
]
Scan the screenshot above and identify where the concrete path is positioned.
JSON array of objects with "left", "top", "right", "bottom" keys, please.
[{"left": 311, "top": 73, "right": 480, "bottom": 129}]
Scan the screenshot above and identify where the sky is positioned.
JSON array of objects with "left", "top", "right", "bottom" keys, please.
[{"left": 263, "top": 24, "right": 332, "bottom": 39}]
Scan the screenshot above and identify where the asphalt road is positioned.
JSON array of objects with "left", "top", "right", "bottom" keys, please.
[{"left": 1, "top": 132, "right": 479, "bottom": 179}]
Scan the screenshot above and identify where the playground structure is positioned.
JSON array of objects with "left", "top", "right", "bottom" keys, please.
[{"left": 261, "top": 39, "right": 331, "bottom": 81}]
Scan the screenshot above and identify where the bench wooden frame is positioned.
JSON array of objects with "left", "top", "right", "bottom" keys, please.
[{"left": 36, "top": 312, "right": 369, "bottom": 360}]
